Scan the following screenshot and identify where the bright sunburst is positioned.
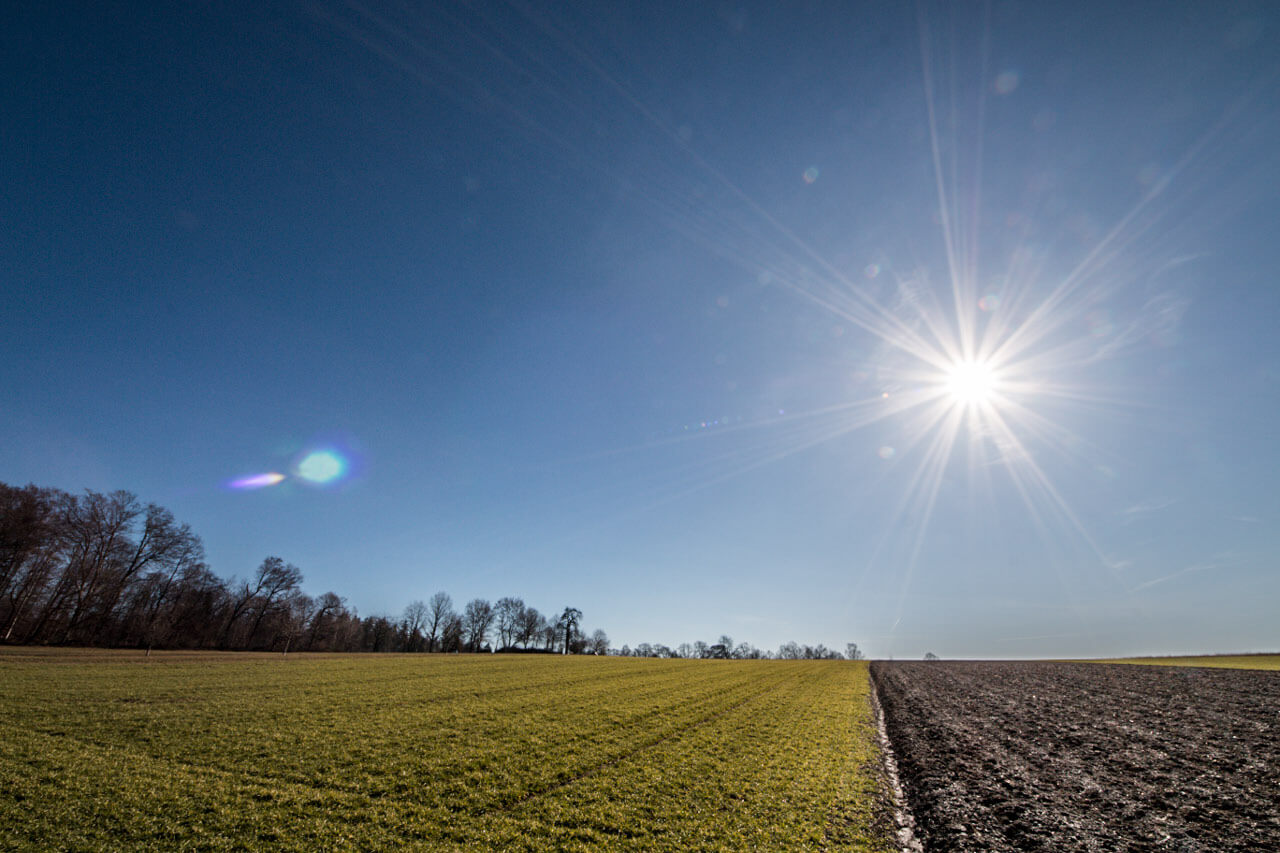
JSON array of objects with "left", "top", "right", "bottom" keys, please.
[
  {"left": 943, "top": 359, "right": 999, "bottom": 406},
  {"left": 481, "top": 0, "right": 1233, "bottom": 646}
]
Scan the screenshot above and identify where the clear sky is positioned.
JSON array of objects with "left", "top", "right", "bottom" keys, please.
[{"left": 3, "top": 1, "right": 1277, "bottom": 658}]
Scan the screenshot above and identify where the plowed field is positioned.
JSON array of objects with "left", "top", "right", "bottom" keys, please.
[{"left": 871, "top": 661, "right": 1280, "bottom": 852}]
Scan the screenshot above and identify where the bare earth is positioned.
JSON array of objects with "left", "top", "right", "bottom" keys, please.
[{"left": 871, "top": 661, "right": 1280, "bottom": 852}]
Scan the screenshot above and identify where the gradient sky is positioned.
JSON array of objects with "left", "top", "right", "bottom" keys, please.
[{"left": 3, "top": 1, "right": 1277, "bottom": 658}]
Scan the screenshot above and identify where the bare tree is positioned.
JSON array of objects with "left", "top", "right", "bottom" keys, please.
[
  {"left": 0, "top": 484, "right": 56, "bottom": 636},
  {"left": 250, "top": 558, "right": 303, "bottom": 649},
  {"left": 462, "top": 598, "right": 494, "bottom": 652},
  {"left": 515, "top": 604, "right": 542, "bottom": 648},
  {"left": 402, "top": 600, "right": 428, "bottom": 652},
  {"left": 539, "top": 615, "right": 558, "bottom": 652},
  {"left": 134, "top": 533, "right": 207, "bottom": 654},
  {"left": 221, "top": 556, "right": 303, "bottom": 649},
  {"left": 1, "top": 485, "right": 62, "bottom": 641},
  {"left": 94, "top": 504, "right": 198, "bottom": 642},
  {"left": 846, "top": 643, "right": 865, "bottom": 661},
  {"left": 280, "top": 594, "right": 314, "bottom": 655},
  {"left": 589, "top": 628, "right": 609, "bottom": 655},
  {"left": 43, "top": 490, "right": 141, "bottom": 644},
  {"left": 160, "top": 563, "right": 225, "bottom": 648},
  {"left": 706, "top": 634, "right": 734, "bottom": 659},
  {"left": 558, "top": 607, "right": 582, "bottom": 654},
  {"left": 494, "top": 596, "right": 524, "bottom": 650},
  {"left": 424, "top": 591, "right": 453, "bottom": 652},
  {"left": 306, "top": 592, "right": 346, "bottom": 651},
  {"left": 362, "top": 615, "right": 394, "bottom": 651},
  {"left": 441, "top": 612, "right": 464, "bottom": 652}
]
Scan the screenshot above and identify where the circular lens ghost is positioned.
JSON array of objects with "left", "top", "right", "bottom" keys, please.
[{"left": 296, "top": 450, "right": 346, "bottom": 484}]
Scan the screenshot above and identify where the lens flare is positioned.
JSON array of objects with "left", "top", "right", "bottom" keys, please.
[
  {"left": 994, "top": 69, "right": 1020, "bottom": 94},
  {"left": 228, "top": 472, "right": 285, "bottom": 490},
  {"left": 297, "top": 450, "right": 346, "bottom": 484}
]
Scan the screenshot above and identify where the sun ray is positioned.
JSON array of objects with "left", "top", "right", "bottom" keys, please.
[
  {"left": 320, "top": 0, "right": 1268, "bottom": 641},
  {"left": 889, "top": 402, "right": 967, "bottom": 627},
  {"left": 980, "top": 405, "right": 1122, "bottom": 573}
]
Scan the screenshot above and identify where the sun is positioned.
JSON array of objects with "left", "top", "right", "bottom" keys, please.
[{"left": 944, "top": 359, "right": 999, "bottom": 406}]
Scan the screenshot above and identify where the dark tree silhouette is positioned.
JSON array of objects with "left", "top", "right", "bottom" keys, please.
[
  {"left": 2, "top": 479, "right": 868, "bottom": 658},
  {"left": 462, "top": 598, "right": 494, "bottom": 652},
  {"left": 220, "top": 556, "right": 302, "bottom": 649},
  {"left": 515, "top": 604, "right": 542, "bottom": 649},
  {"left": 441, "top": 612, "right": 464, "bottom": 652},
  {"left": 558, "top": 607, "right": 581, "bottom": 654},
  {"left": 425, "top": 591, "right": 453, "bottom": 652},
  {"left": 402, "top": 600, "right": 428, "bottom": 652},
  {"left": 494, "top": 596, "right": 523, "bottom": 649},
  {"left": 306, "top": 592, "right": 346, "bottom": 650}
]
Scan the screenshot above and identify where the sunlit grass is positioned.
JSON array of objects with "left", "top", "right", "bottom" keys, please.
[{"left": 0, "top": 649, "right": 892, "bottom": 851}]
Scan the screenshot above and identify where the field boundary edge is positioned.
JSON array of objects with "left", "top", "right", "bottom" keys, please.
[{"left": 868, "top": 665, "right": 924, "bottom": 853}]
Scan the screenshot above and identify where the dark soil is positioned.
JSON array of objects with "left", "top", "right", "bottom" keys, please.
[{"left": 870, "top": 661, "right": 1280, "bottom": 852}]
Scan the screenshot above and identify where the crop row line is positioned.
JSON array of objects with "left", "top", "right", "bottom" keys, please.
[
  {"left": 490, "top": 669, "right": 807, "bottom": 815},
  {"left": 14, "top": 665, "right": 784, "bottom": 809}
]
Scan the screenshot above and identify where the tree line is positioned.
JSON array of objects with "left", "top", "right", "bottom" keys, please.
[
  {"left": 0, "top": 481, "right": 862, "bottom": 658},
  {"left": 0, "top": 482, "right": 594, "bottom": 653},
  {"left": 615, "top": 636, "right": 864, "bottom": 661}
]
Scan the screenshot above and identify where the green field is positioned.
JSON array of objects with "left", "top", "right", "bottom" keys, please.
[
  {"left": 0, "top": 649, "right": 892, "bottom": 851},
  {"left": 1088, "top": 654, "right": 1280, "bottom": 671}
]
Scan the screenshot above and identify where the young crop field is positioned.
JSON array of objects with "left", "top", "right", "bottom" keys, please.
[
  {"left": 0, "top": 649, "right": 893, "bottom": 851},
  {"left": 872, "top": 661, "right": 1280, "bottom": 852}
]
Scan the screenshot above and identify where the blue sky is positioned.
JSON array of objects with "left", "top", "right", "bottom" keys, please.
[{"left": 3, "top": 0, "right": 1277, "bottom": 658}]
